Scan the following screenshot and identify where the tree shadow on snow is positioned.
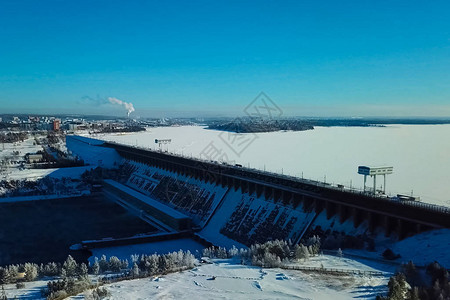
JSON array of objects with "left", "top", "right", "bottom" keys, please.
[{"left": 351, "top": 284, "right": 386, "bottom": 299}]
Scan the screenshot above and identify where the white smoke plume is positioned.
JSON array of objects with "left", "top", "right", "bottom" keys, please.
[{"left": 108, "top": 97, "right": 135, "bottom": 117}]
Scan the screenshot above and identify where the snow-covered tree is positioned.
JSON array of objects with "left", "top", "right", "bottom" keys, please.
[
  {"left": 131, "top": 254, "right": 140, "bottom": 265},
  {"left": 42, "top": 262, "right": 60, "bottom": 277},
  {"left": 108, "top": 256, "right": 121, "bottom": 272},
  {"left": 98, "top": 255, "right": 108, "bottom": 273},
  {"left": 263, "top": 252, "right": 281, "bottom": 268},
  {"left": 295, "top": 245, "right": 310, "bottom": 261},
  {"left": 131, "top": 263, "right": 140, "bottom": 278},
  {"left": 202, "top": 247, "right": 211, "bottom": 258},
  {"left": 0, "top": 268, "right": 10, "bottom": 285},
  {"left": 91, "top": 261, "right": 100, "bottom": 275},
  {"left": 121, "top": 259, "right": 129, "bottom": 270},
  {"left": 228, "top": 245, "right": 239, "bottom": 257},
  {"left": 62, "top": 255, "right": 78, "bottom": 278},
  {"left": 145, "top": 255, "right": 158, "bottom": 275},
  {"left": 7, "top": 265, "right": 19, "bottom": 281},
  {"left": 158, "top": 255, "right": 168, "bottom": 273},
  {"left": 24, "top": 263, "right": 38, "bottom": 281},
  {"left": 1, "top": 286, "right": 7, "bottom": 300},
  {"left": 183, "top": 251, "right": 195, "bottom": 268},
  {"left": 386, "top": 273, "right": 408, "bottom": 300},
  {"left": 165, "top": 252, "right": 176, "bottom": 271},
  {"left": 177, "top": 250, "right": 185, "bottom": 265},
  {"left": 78, "top": 263, "right": 89, "bottom": 280},
  {"left": 217, "top": 247, "right": 228, "bottom": 259}
]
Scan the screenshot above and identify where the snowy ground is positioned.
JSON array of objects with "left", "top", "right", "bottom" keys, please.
[
  {"left": 71, "top": 258, "right": 390, "bottom": 300},
  {"left": 291, "top": 254, "right": 395, "bottom": 274},
  {"left": 0, "top": 137, "right": 44, "bottom": 179},
  {"left": 0, "top": 137, "right": 43, "bottom": 160},
  {"left": 347, "top": 228, "right": 450, "bottom": 268},
  {"left": 3, "top": 278, "right": 50, "bottom": 299},
  {"left": 0, "top": 135, "right": 93, "bottom": 182},
  {"left": 94, "top": 125, "right": 450, "bottom": 206},
  {"left": 4, "top": 165, "right": 94, "bottom": 181},
  {"left": 0, "top": 134, "right": 95, "bottom": 196},
  {"left": 1, "top": 247, "right": 395, "bottom": 299}
]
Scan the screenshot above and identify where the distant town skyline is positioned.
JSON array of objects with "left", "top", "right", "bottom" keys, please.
[{"left": 1, "top": 1, "right": 449, "bottom": 117}]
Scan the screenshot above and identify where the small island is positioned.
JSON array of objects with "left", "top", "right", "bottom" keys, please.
[
  {"left": 207, "top": 119, "right": 314, "bottom": 133},
  {"left": 206, "top": 117, "right": 450, "bottom": 133}
]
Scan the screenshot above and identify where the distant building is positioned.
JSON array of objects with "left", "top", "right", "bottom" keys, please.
[
  {"left": 67, "top": 122, "right": 86, "bottom": 131},
  {"left": 53, "top": 119, "right": 61, "bottom": 131},
  {"left": 20, "top": 122, "right": 34, "bottom": 130},
  {"left": 37, "top": 123, "right": 52, "bottom": 131},
  {"left": 28, "top": 116, "right": 40, "bottom": 123}
]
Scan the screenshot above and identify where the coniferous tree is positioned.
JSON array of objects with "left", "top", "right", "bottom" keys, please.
[
  {"left": 0, "top": 268, "right": 10, "bottom": 285},
  {"left": 409, "top": 286, "right": 420, "bottom": 300},
  {"left": 0, "top": 285, "right": 7, "bottom": 300},
  {"left": 91, "top": 261, "right": 100, "bottom": 275},
  {"left": 228, "top": 246, "right": 239, "bottom": 257},
  {"left": 130, "top": 254, "right": 140, "bottom": 265},
  {"left": 6, "top": 265, "right": 18, "bottom": 283},
  {"left": 24, "top": 263, "right": 38, "bottom": 281},
  {"left": 165, "top": 253, "right": 176, "bottom": 271},
  {"left": 387, "top": 273, "right": 408, "bottom": 300},
  {"left": 78, "top": 263, "right": 89, "bottom": 280},
  {"left": 147, "top": 255, "right": 158, "bottom": 275},
  {"left": 62, "top": 255, "right": 78, "bottom": 278},
  {"left": 98, "top": 255, "right": 108, "bottom": 273},
  {"left": 158, "top": 255, "right": 168, "bottom": 274},
  {"left": 183, "top": 251, "right": 195, "bottom": 268},
  {"left": 296, "top": 245, "right": 310, "bottom": 261},
  {"left": 108, "top": 256, "right": 121, "bottom": 272},
  {"left": 131, "top": 263, "right": 140, "bottom": 278},
  {"left": 121, "top": 259, "right": 129, "bottom": 270}
]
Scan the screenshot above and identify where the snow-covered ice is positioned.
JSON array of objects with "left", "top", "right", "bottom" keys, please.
[{"left": 95, "top": 125, "right": 450, "bottom": 206}]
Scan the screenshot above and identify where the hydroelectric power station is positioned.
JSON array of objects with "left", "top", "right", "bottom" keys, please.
[{"left": 66, "top": 135, "right": 450, "bottom": 250}]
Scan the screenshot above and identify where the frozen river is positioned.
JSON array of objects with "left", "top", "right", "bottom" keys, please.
[{"left": 96, "top": 125, "right": 450, "bottom": 207}]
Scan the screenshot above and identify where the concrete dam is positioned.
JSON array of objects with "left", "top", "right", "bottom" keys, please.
[{"left": 67, "top": 135, "right": 450, "bottom": 249}]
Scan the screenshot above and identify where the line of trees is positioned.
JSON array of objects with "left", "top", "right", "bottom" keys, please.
[
  {"left": 0, "top": 132, "right": 28, "bottom": 143},
  {"left": 1, "top": 239, "right": 321, "bottom": 298},
  {"left": 0, "top": 261, "right": 58, "bottom": 284},
  {"left": 44, "top": 251, "right": 195, "bottom": 300},
  {"left": 128, "top": 250, "right": 196, "bottom": 277},
  {"left": 377, "top": 261, "right": 450, "bottom": 300},
  {"left": 202, "top": 237, "right": 321, "bottom": 268},
  {"left": 1, "top": 250, "right": 197, "bottom": 300}
]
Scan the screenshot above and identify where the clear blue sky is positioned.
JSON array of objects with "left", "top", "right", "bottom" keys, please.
[{"left": 0, "top": 0, "right": 449, "bottom": 117}]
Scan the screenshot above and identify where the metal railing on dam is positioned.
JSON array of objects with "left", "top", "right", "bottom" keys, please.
[{"left": 100, "top": 140, "right": 450, "bottom": 230}]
